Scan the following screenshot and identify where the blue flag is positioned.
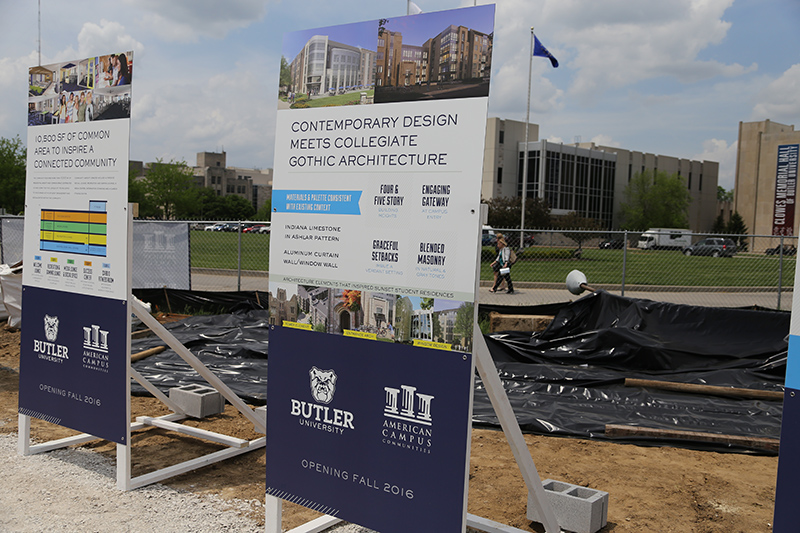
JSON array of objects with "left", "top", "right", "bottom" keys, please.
[{"left": 533, "top": 35, "right": 558, "bottom": 68}]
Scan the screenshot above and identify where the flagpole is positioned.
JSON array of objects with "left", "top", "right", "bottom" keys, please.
[{"left": 519, "top": 27, "right": 534, "bottom": 249}]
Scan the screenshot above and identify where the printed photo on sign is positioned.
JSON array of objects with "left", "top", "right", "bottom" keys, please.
[
  {"left": 374, "top": 6, "right": 494, "bottom": 103},
  {"left": 280, "top": 20, "right": 377, "bottom": 109},
  {"left": 268, "top": 283, "right": 473, "bottom": 352},
  {"left": 28, "top": 53, "right": 133, "bottom": 126}
]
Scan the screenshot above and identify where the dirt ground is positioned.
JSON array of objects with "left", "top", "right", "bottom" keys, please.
[{"left": 0, "top": 324, "right": 779, "bottom": 532}]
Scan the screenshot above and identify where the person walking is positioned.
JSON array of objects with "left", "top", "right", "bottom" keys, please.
[{"left": 489, "top": 237, "right": 514, "bottom": 294}]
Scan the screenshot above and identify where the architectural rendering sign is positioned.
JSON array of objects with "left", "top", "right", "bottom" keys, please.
[
  {"left": 266, "top": 6, "right": 493, "bottom": 532},
  {"left": 19, "top": 52, "right": 133, "bottom": 444},
  {"left": 773, "top": 144, "right": 798, "bottom": 236}
]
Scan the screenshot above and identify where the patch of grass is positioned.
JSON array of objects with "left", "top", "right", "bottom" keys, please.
[
  {"left": 489, "top": 247, "right": 795, "bottom": 288},
  {"left": 191, "top": 230, "right": 270, "bottom": 270},
  {"left": 189, "top": 232, "right": 794, "bottom": 290}
]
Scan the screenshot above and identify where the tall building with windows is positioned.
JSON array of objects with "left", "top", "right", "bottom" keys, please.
[
  {"left": 734, "top": 120, "right": 800, "bottom": 244},
  {"left": 376, "top": 25, "right": 491, "bottom": 89},
  {"left": 290, "top": 35, "right": 375, "bottom": 96},
  {"left": 482, "top": 117, "right": 719, "bottom": 231},
  {"left": 193, "top": 151, "right": 273, "bottom": 212}
]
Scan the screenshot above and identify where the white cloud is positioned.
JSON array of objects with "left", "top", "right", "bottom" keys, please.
[
  {"left": 590, "top": 134, "right": 620, "bottom": 148},
  {"left": 752, "top": 64, "right": 800, "bottom": 124},
  {"left": 77, "top": 20, "right": 145, "bottom": 59},
  {"left": 126, "top": 0, "right": 271, "bottom": 43},
  {"left": 694, "top": 138, "right": 737, "bottom": 190},
  {"left": 131, "top": 61, "right": 276, "bottom": 168}
]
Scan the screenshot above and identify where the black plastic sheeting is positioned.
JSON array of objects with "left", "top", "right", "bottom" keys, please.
[
  {"left": 130, "top": 291, "right": 789, "bottom": 453},
  {"left": 131, "top": 310, "right": 269, "bottom": 404},
  {"left": 474, "top": 291, "right": 788, "bottom": 454}
]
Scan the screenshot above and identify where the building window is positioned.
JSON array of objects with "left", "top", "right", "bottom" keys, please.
[
  {"left": 497, "top": 167, "right": 503, "bottom": 184},
  {"left": 699, "top": 174, "right": 703, "bottom": 191},
  {"left": 499, "top": 130, "right": 504, "bottom": 144},
  {"left": 688, "top": 173, "right": 692, "bottom": 189}
]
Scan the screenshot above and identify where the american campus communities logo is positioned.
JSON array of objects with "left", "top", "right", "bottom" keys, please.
[
  {"left": 33, "top": 314, "right": 69, "bottom": 363},
  {"left": 290, "top": 367, "right": 355, "bottom": 434},
  {"left": 82, "top": 323, "right": 110, "bottom": 373},
  {"left": 382, "top": 384, "right": 434, "bottom": 454}
]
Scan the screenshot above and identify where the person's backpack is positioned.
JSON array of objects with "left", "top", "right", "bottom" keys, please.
[{"left": 508, "top": 248, "right": 517, "bottom": 265}]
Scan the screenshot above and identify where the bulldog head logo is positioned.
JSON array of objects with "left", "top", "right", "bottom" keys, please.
[
  {"left": 309, "top": 367, "right": 337, "bottom": 404},
  {"left": 44, "top": 315, "right": 59, "bottom": 342}
]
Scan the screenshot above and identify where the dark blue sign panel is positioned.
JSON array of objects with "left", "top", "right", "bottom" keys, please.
[
  {"left": 18, "top": 286, "right": 128, "bottom": 444},
  {"left": 266, "top": 326, "right": 473, "bottom": 533}
]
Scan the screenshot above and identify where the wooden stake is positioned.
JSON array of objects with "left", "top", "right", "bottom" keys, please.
[
  {"left": 624, "top": 378, "right": 784, "bottom": 401},
  {"left": 605, "top": 424, "right": 779, "bottom": 453}
]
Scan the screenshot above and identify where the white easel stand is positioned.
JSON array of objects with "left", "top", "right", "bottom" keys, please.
[{"left": 18, "top": 297, "right": 267, "bottom": 491}]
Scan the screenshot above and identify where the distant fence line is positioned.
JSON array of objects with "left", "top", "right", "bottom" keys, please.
[{"left": 2, "top": 217, "right": 797, "bottom": 309}]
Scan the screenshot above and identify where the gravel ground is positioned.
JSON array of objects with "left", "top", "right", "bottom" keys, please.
[
  {"left": 0, "top": 432, "right": 384, "bottom": 533},
  {"left": 0, "top": 433, "right": 263, "bottom": 533}
]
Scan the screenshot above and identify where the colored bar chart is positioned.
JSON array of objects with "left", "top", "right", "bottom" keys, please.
[{"left": 40, "top": 201, "right": 108, "bottom": 256}]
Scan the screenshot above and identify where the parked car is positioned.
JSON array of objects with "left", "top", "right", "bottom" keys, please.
[
  {"left": 765, "top": 244, "right": 797, "bottom": 256},
  {"left": 204, "top": 223, "right": 225, "bottom": 231},
  {"left": 481, "top": 225, "right": 497, "bottom": 246},
  {"left": 683, "top": 238, "right": 737, "bottom": 257},
  {"left": 599, "top": 238, "right": 625, "bottom": 249},
  {"left": 504, "top": 232, "right": 535, "bottom": 248},
  {"left": 256, "top": 225, "right": 271, "bottom": 234},
  {"left": 242, "top": 224, "right": 266, "bottom": 234}
]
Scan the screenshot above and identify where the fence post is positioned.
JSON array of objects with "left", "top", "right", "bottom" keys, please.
[
  {"left": 621, "top": 230, "right": 628, "bottom": 297},
  {"left": 237, "top": 221, "right": 242, "bottom": 291}
]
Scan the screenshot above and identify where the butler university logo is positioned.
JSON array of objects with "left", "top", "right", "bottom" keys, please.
[
  {"left": 290, "top": 366, "right": 354, "bottom": 434},
  {"left": 310, "top": 367, "right": 336, "bottom": 404},
  {"left": 33, "top": 314, "right": 69, "bottom": 362},
  {"left": 44, "top": 315, "right": 59, "bottom": 341}
]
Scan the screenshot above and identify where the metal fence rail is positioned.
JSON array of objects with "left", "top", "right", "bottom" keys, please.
[{"left": 2, "top": 217, "right": 796, "bottom": 310}]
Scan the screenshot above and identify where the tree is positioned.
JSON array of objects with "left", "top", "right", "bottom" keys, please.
[
  {"left": 485, "top": 195, "right": 550, "bottom": 229},
  {"left": 727, "top": 211, "right": 749, "bottom": 251},
  {"left": 553, "top": 212, "right": 603, "bottom": 250},
  {"left": 717, "top": 186, "right": 734, "bottom": 203},
  {"left": 221, "top": 194, "right": 255, "bottom": 220},
  {"left": 129, "top": 167, "right": 161, "bottom": 218},
  {"left": 279, "top": 56, "right": 292, "bottom": 90},
  {"left": 420, "top": 297, "right": 434, "bottom": 310},
  {"left": 620, "top": 170, "right": 691, "bottom": 230},
  {"left": 711, "top": 212, "right": 727, "bottom": 234},
  {"left": 0, "top": 136, "right": 26, "bottom": 214},
  {"left": 432, "top": 314, "right": 442, "bottom": 343},
  {"left": 254, "top": 199, "right": 272, "bottom": 222},
  {"left": 453, "top": 302, "right": 474, "bottom": 350},
  {"left": 141, "top": 158, "right": 199, "bottom": 220}
]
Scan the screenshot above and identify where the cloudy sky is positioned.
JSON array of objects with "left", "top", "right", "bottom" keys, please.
[{"left": 2, "top": 0, "right": 799, "bottom": 190}]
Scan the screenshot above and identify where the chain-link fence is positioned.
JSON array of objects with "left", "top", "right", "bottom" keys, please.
[
  {"left": 2, "top": 217, "right": 797, "bottom": 310},
  {"left": 485, "top": 228, "right": 797, "bottom": 310}
]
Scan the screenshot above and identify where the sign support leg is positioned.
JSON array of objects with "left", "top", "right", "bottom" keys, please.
[
  {"left": 473, "top": 331, "right": 561, "bottom": 533},
  {"left": 17, "top": 414, "right": 31, "bottom": 455}
]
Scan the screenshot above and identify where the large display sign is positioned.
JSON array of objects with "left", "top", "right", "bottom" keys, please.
[
  {"left": 19, "top": 52, "right": 133, "bottom": 444},
  {"left": 266, "top": 6, "right": 494, "bottom": 532},
  {"left": 772, "top": 144, "right": 798, "bottom": 236}
]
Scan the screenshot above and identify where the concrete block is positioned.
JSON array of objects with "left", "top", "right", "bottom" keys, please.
[
  {"left": 254, "top": 405, "right": 267, "bottom": 434},
  {"left": 169, "top": 384, "right": 225, "bottom": 418},
  {"left": 528, "top": 479, "right": 608, "bottom": 533},
  {"left": 489, "top": 312, "right": 553, "bottom": 333}
]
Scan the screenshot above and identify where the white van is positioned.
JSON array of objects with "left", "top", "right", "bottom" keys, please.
[{"left": 638, "top": 228, "right": 691, "bottom": 250}]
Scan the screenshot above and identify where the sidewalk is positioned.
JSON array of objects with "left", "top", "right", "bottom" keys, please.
[{"left": 189, "top": 270, "right": 791, "bottom": 311}]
